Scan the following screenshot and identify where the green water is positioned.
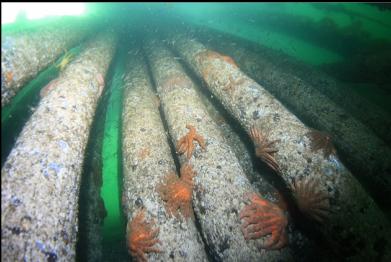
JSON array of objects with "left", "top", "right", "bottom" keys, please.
[{"left": 1, "top": 3, "right": 391, "bottom": 261}]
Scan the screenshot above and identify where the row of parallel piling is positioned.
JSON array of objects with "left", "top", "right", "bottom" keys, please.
[
  {"left": 1, "top": 32, "right": 116, "bottom": 261},
  {"left": 200, "top": 28, "right": 391, "bottom": 145},
  {"left": 193, "top": 69, "right": 329, "bottom": 260},
  {"left": 194, "top": 29, "right": 391, "bottom": 211},
  {"left": 121, "top": 49, "right": 208, "bottom": 261},
  {"left": 168, "top": 33, "right": 391, "bottom": 261},
  {"left": 145, "top": 38, "right": 296, "bottom": 261}
]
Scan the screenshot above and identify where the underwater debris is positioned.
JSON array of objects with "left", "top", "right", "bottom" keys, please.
[
  {"left": 240, "top": 192, "right": 288, "bottom": 250},
  {"left": 291, "top": 176, "right": 330, "bottom": 224},
  {"left": 249, "top": 126, "right": 280, "bottom": 173},
  {"left": 307, "top": 129, "right": 336, "bottom": 159},
  {"left": 176, "top": 124, "right": 206, "bottom": 159},
  {"left": 127, "top": 208, "right": 162, "bottom": 262},
  {"left": 156, "top": 163, "right": 196, "bottom": 220}
]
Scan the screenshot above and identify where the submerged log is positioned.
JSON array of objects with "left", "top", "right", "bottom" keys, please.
[
  {"left": 194, "top": 29, "right": 391, "bottom": 211},
  {"left": 1, "top": 19, "right": 93, "bottom": 107},
  {"left": 145, "top": 38, "right": 295, "bottom": 261},
  {"left": 168, "top": 33, "right": 391, "bottom": 261},
  {"left": 121, "top": 49, "right": 208, "bottom": 261},
  {"left": 1, "top": 32, "right": 116, "bottom": 261}
]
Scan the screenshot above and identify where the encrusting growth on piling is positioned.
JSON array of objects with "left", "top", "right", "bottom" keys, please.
[
  {"left": 157, "top": 163, "right": 197, "bottom": 220},
  {"left": 127, "top": 208, "right": 162, "bottom": 262},
  {"left": 240, "top": 192, "right": 288, "bottom": 250},
  {"left": 176, "top": 124, "right": 206, "bottom": 159},
  {"left": 249, "top": 126, "right": 281, "bottom": 173}
]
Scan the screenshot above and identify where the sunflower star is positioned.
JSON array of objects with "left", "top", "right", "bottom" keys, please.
[
  {"left": 307, "top": 129, "right": 336, "bottom": 159},
  {"left": 291, "top": 176, "right": 330, "bottom": 224},
  {"left": 176, "top": 124, "right": 206, "bottom": 159},
  {"left": 240, "top": 192, "right": 288, "bottom": 250},
  {"left": 249, "top": 126, "right": 281, "bottom": 173},
  {"left": 127, "top": 208, "right": 162, "bottom": 262},
  {"left": 156, "top": 163, "right": 196, "bottom": 220}
]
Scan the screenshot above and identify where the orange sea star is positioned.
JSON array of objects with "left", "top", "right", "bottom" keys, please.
[
  {"left": 127, "top": 208, "right": 162, "bottom": 262},
  {"left": 249, "top": 126, "right": 281, "bottom": 173},
  {"left": 156, "top": 163, "right": 197, "bottom": 220},
  {"left": 176, "top": 124, "right": 206, "bottom": 159},
  {"left": 240, "top": 192, "right": 288, "bottom": 250}
]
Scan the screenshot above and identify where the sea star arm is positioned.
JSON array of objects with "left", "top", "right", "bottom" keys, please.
[
  {"left": 186, "top": 138, "right": 194, "bottom": 159},
  {"left": 194, "top": 134, "right": 206, "bottom": 149},
  {"left": 176, "top": 136, "right": 187, "bottom": 153}
]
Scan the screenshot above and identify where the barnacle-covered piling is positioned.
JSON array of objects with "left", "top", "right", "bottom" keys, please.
[
  {"left": 195, "top": 74, "right": 329, "bottom": 260},
  {"left": 145, "top": 39, "right": 295, "bottom": 261},
  {"left": 196, "top": 29, "right": 391, "bottom": 146},
  {"left": 1, "top": 32, "right": 116, "bottom": 261},
  {"left": 1, "top": 19, "right": 93, "bottom": 107},
  {"left": 169, "top": 33, "right": 391, "bottom": 261},
  {"left": 121, "top": 49, "right": 207, "bottom": 261},
  {"left": 195, "top": 30, "right": 391, "bottom": 210}
]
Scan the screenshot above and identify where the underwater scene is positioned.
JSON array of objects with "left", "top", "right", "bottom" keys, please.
[{"left": 1, "top": 2, "right": 391, "bottom": 261}]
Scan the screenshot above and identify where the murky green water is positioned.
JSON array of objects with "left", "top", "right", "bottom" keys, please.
[{"left": 2, "top": 3, "right": 390, "bottom": 261}]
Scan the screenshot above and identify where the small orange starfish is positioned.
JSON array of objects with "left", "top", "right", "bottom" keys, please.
[
  {"left": 240, "top": 192, "right": 288, "bottom": 250},
  {"left": 249, "top": 126, "right": 281, "bottom": 173},
  {"left": 176, "top": 124, "right": 206, "bottom": 159},
  {"left": 156, "top": 163, "right": 196, "bottom": 220},
  {"left": 127, "top": 208, "right": 162, "bottom": 262}
]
